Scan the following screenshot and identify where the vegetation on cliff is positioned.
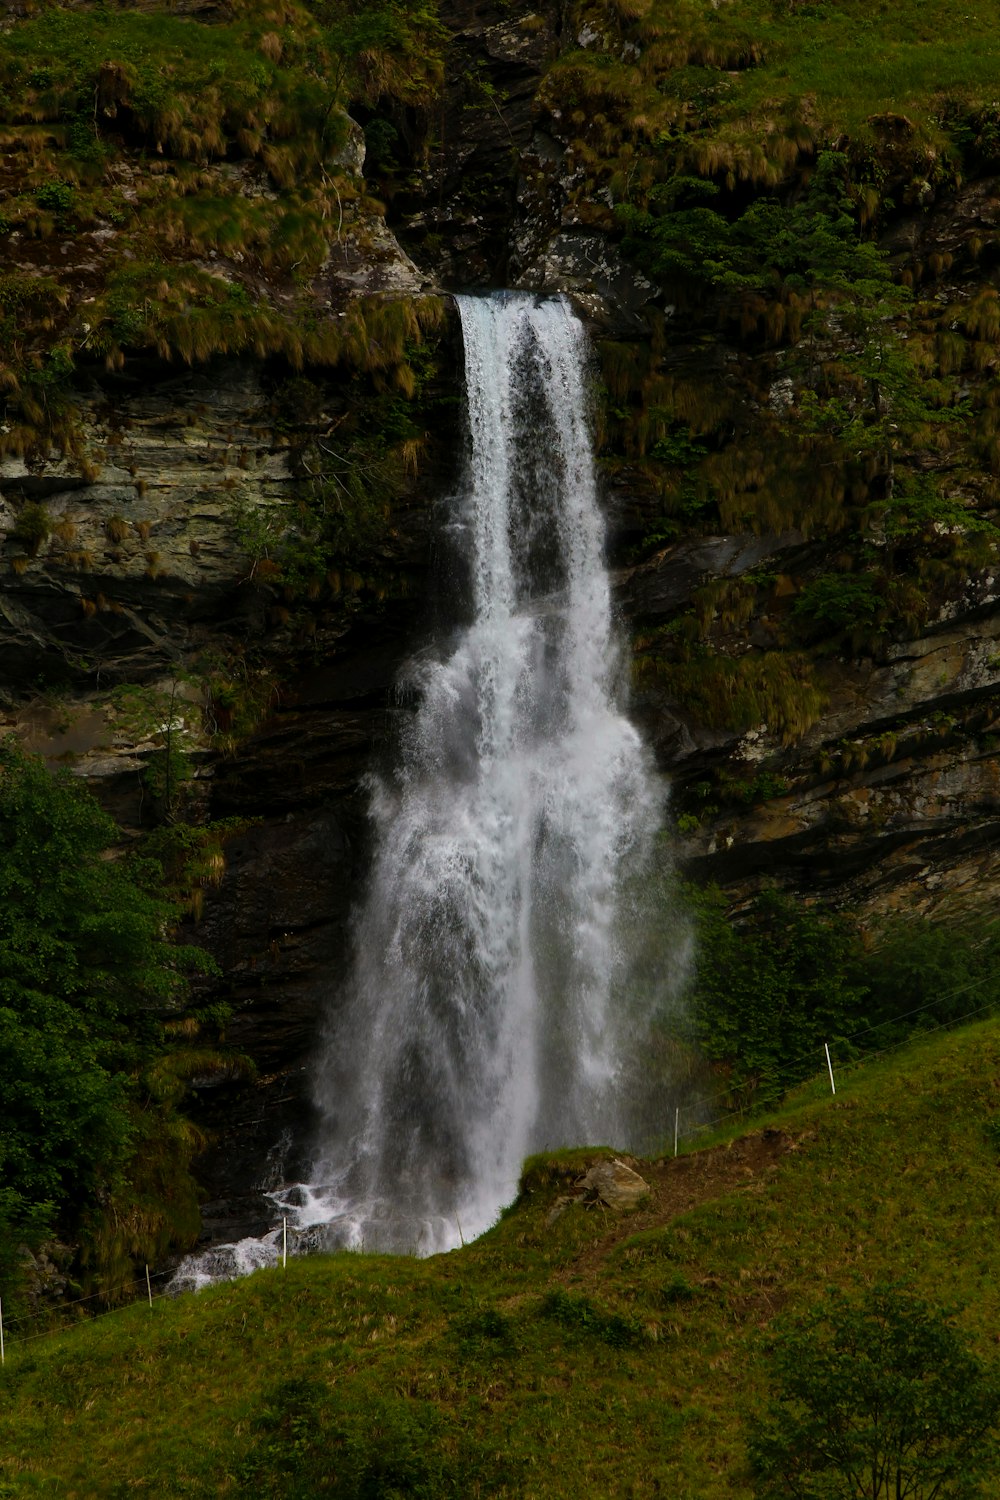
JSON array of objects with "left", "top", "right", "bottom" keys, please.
[
  {"left": 4, "top": 0, "right": 999, "bottom": 733},
  {"left": 537, "top": 0, "right": 1000, "bottom": 748},
  {"left": 686, "top": 885, "right": 1000, "bottom": 1110},
  {"left": 0, "top": 0, "right": 446, "bottom": 465},
  {"left": 0, "top": 742, "right": 236, "bottom": 1301}
]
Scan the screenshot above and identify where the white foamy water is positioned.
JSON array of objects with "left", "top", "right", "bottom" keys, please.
[
  {"left": 291, "top": 292, "right": 666, "bottom": 1254},
  {"left": 172, "top": 291, "right": 674, "bottom": 1287},
  {"left": 171, "top": 1233, "right": 282, "bottom": 1293}
]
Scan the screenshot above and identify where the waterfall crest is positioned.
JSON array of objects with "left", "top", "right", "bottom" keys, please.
[{"left": 291, "top": 292, "right": 667, "bottom": 1254}]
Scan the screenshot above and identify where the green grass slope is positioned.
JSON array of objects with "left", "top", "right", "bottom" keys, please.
[{"left": 2, "top": 1020, "right": 999, "bottom": 1497}]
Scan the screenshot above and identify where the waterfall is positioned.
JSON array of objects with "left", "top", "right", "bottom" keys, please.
[
  {"left": 169, "top": 291, "right": 677, "bottom": 1290},
  {"left": 287, "top": 291, "right": 668, "bottom": 1254}
]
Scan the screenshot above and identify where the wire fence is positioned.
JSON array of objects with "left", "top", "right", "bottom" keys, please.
[
  {"left": 2, "top": 985, "right": 998, "bottom": 1364},
  {"left": 670, "top": 964, "right": 1000, "bottom": 1153}
]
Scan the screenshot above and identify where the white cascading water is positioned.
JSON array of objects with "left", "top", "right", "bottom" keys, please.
[
  {"left": 286, "top": 291, "right": 665, "bottom": 1254},
  {"left": 171, "top": 290, "right": 672, "bottom": 1287}
]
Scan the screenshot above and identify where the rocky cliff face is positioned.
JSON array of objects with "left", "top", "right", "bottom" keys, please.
[
  {"left": 3, "top": 0, "right": 1000, "bottom": 1246},
  {"left": 0, "top": 327, "right": 457, "bottom": 1241},
  {"left": 362, "top": 0, "right": 1000, "bottom": 930}
]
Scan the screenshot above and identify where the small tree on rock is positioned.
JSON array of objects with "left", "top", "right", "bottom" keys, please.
[{"left": 748, "top": 1284, "right": 1000, "bottom": 1500}]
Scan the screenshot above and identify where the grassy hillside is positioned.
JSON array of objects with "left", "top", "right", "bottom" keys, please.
[
  {"left": 1, "top": 1018, "right": 999, "bottom": 1497},
  {"left": 556, "top": 0, "right": 1000, "bottom": 182}
]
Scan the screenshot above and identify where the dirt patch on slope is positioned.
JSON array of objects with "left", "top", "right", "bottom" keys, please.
[{"left": 553, "top": 1128, "right": 808, "bottom": 1279}]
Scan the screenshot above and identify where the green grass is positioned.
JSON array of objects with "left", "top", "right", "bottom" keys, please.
[
  {"left": 2, "top": 1019, "right": 1000, "bottom": 1496},
  {"left": 680, "top": 0, "right": 1000, "bottom": 141},
  {"left": 543, "top": 0, "right": 1000, "bottom": 235}
]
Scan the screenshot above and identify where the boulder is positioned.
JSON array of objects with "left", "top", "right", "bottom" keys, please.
[{"left": 576, "top": 1158, "right": 650, "bottom": 1210}]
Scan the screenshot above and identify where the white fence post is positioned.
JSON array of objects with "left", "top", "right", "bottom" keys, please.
[{"left": 825, "top": 1042, "right": 837, "bottom": 1095}]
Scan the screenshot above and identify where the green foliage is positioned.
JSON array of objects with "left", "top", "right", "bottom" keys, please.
[
  {"left": 86, "top": 267, "right": 443, "bottom": 384},
  {"left": 106, "top": 680, "right": 199, "bottom": 824},
  {"left": 203, "top": 663, "right": 279, "bottom": 752},
  {"left": 0, "top": 9, "right": 327, "bottom": 162},
  {"left": 227, "top": 431, "right": 397, "bottom": 591},
  {"left": 717, "top": 770, "right": 790, "bottom": 805},
  {"left": 649, "top": 422, "right": 710, "bottom": 469},
  {"left": 879, "top": 480, "right": 1000, "bottom": 545},
  {"left": 688, "top": 887, "right": 867, "bottom": 1107},
  {"left": 0, "top": 0, "right": 445, "bottom": 455},
  {"left": 639, "top": 648, "right": 826, "bottom": 743},
  {"left": 5, "top": 1021, "right": 1000, "bottom": 1495},
  {"left": 34, "top": 181, "right": 75, "bottom": 221},
  {"left": 452, "top": 1302, "right": 518, "bottom": 1358},
  {"left": 620, "top": 153, "right": 890, "bottom": 299},
  {"left": 542, "top": 0, "right": 999, "bottom": 205},
  {"left": 284, "top": 432, "right": 400, "bottom": 578},
  {"left": 363, "top": 116, "right": 399, "bottom": 172},
  {"left": 792, "top": 572, "right": 884, "bottom": 634},
  {"left": 228, "top": 342, "right": 442, "bottom": 595},
  {"left": 0, "top": 1192, "right": 53, "bottom": 1317},
  {"left": 748, "top": 1284, "right": 1000, "bottom": 1498},
  {"left": 0, "top": 0, "right": 444, "bottom": 166},
  {"left": 0, "top": 742, "right": 215, "bottom": 1291},
  {"left": 635, "top": 422, "right": 714, "bottom": 545},
  {"left": 687, "top": 889, "right": 1000, "bottom": 1111},
  {"left": 240, "top": 1379, "right": 509, "bottom": 1498},
  {"left": 10, "top": 501, "right": 51, "bottom": 556},
  {"left": 320, "top": 0, "right": 446, "bottom": 107},
  {"left": 538, "top": 1289, "right": 645, "bottom": 1349},
  {"left": 613, "top": 146, "right": 978, "bottom": 576},
  {"left": 862, "top": 916, "right": 1000, "bottom": 1044}
]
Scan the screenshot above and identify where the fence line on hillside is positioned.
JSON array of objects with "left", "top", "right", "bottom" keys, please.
[
  {"left": 671, "top": 961, "right": 1000, "bottom": 1145},
  {"left": 671, "top": 990, "right": 1000, "bottom": 1152},
  {"left": 2, "top": 993, "right": 1000, "bottom": 1363}
]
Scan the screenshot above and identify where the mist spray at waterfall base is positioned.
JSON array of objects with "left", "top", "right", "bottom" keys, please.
[{"left": 171, "top": 292, "right": 685, "bottom": 1289}]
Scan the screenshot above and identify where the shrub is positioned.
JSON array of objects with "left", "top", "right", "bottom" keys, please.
[
  {"left": 748, "top": 1284, "right": 1000, "bottom": 1499},
  {"left": 11, "top": 501, "right": 51, "bottom": 556},
  {"left": 686, "top": 887, "right": 1000, "bottom": 1111},
  {"left": 792, "top": 573, "right": 886, "bottom": 639},
  {"left": 34, "top": 181, "right": 75, "bottom": 219},
  {"left": 0, "top": 742, "right": 215, "bottom": 1296},
  {"left": 688, "top": 887, "right": 867, "bottom": 1108}
]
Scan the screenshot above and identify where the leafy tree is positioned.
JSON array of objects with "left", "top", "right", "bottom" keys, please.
[
  {"left": 688, "top": 887, "right": 867, "bottom": 1107},
  {"left": 684, "top": 885, "right": 1000, "bottom": 1112},
  {"left": 0, "top": 740, "right": 213, "bottom": 1280},
  {"left": 791, "top": 571, "right": 902, "bottom": 653},
  {"left": 862, "top": 916, "right": 1000, "bottom": 1042},
  {"left": 748, "top": 1285, "right": 1000, "bottom": 1499}
]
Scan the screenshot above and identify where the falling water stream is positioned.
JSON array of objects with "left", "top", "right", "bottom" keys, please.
[{"left": 173, "top": 292, "right": 669, "bottom": 1287}]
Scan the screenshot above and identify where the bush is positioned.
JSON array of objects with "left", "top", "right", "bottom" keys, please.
[
  {"left": 240, "top": 1382, "right": 514, "bottom": 1498},
  {"left": 686, "top": 887, "right": 1000, "bottom": 1110},
  {"left": 34, "top": 181, "right": 75, "bottom": 218},
  {"left": 0, "top": 742, "right": 213, "bottom": 1292},
  {"left": 748, "top": 1284, "right": 1000, "bottom": 1499},
  {"left": 688, "top": 887, "right": 867, "bottom": 1107},
  {"left": 792, "top": 573, "right": 885, "bottom": 636},
  {"left": 11, "top": 501, "right": 51, "bottom": 556}
]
